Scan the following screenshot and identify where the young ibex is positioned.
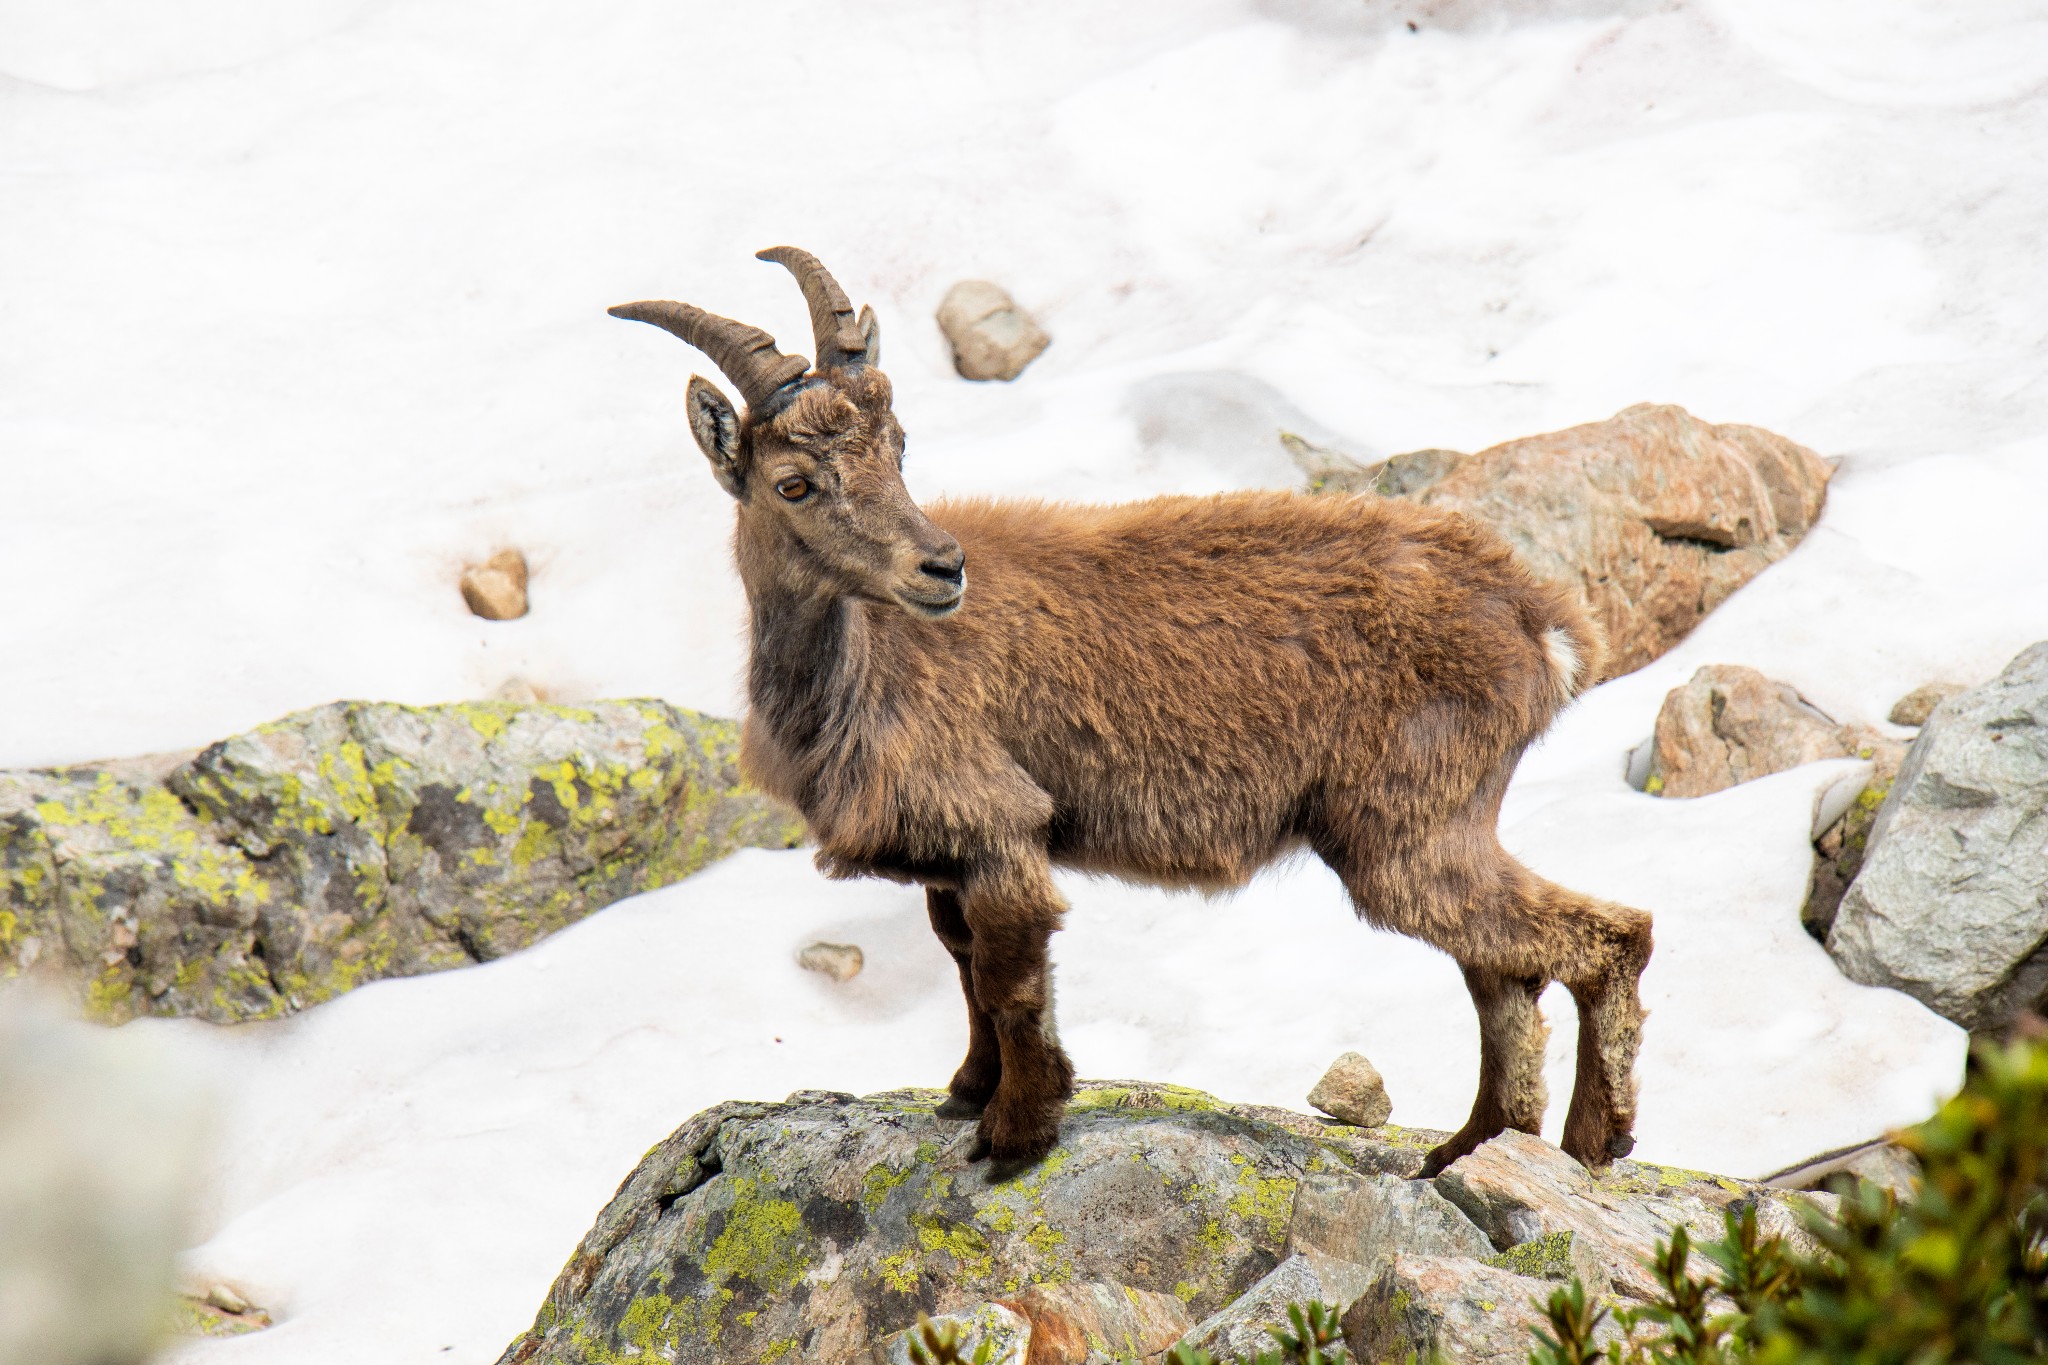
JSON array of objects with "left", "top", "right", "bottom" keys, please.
[{"left": 612, "top": 248, "right": 1652, "bottom": 1176}]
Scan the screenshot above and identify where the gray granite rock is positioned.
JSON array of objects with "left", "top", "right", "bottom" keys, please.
[
  {"left": 1343, "top": 1253, "right": 1586, "bottom": 1363},
  {"left": 1173, "top": 1251, "right": 1378, "bottom": 1361},
  {"left": 1285, "top": 1166, "right": 1492, "bottom": 1271},
  {"left": 1828, "top": 642, "right": 2048, "bottom": 1032}
]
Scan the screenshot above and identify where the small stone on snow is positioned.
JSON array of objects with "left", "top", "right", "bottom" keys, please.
[
  {"left": 797, "top": 941, "right": 864, "bottom": 982},
  {"left": 1308, "top": 1051, "right": 1393, "bottom": 1127}
]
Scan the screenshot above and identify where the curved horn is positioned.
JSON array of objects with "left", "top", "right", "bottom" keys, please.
[
  {"left": 756, "top": 245, "right": 869, "bottom": 368},
  {"left": 607, "top": 300, "right": 808, "bottom": 410}
]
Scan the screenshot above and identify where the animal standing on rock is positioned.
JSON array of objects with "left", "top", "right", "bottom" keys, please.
[{"left": 610, "top": 247, "right": 1654, "bottom": 1177}]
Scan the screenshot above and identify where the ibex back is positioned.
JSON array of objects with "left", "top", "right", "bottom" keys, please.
[{"left": 611, "top": 247, "right": 1653, "bottom": 1177}]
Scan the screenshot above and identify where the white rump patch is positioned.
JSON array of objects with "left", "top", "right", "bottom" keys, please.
[{"left": 1542, "top": 625, "right": 1583, "bottom": 699}]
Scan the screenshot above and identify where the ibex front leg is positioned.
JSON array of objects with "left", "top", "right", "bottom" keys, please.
[
  {"left": 926, "top": 887, "right": 1001, "bottom": 1120},
  {"left": 959, "top": 857, "right": 1074, "bottom": 1171}
]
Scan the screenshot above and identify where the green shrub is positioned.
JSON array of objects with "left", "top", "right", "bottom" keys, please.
[{"left": 1533, "top": 1038, "right": 2048, "bottom": 1365}]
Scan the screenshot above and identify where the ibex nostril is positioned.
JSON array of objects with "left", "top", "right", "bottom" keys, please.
[{"left": 921, "top": 553, "right": 965, "bottom": 587}]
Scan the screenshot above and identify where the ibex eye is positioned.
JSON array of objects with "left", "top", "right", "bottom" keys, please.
[{"left": 775, "top": 476, "right": 810, "bottom": 501}]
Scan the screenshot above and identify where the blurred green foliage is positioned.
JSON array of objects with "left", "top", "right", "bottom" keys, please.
[{"left": 1534, "top": 1038, "right": 2048, "bottom": 1364}]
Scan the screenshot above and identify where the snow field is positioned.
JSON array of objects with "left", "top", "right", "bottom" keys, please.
[{"left": 4, "top": 0, "right": 2045, "bottom": 1360}]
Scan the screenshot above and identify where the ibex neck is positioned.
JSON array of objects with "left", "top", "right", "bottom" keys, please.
[{"left": 742, "top": 572, "right": 866, "bottom": 758}]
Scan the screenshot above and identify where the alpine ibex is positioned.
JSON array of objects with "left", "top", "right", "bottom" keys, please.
[{"left": 611, "top": 248, "right": 1653, "bottom": 1176}]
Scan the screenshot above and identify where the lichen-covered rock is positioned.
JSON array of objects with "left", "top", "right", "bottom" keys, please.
[
  {"left": 498, "top": 1083, "right": 1812, "bottom": 1365},
  {"left": 1342, "top": 1253, "right": 1584, "bottom": 1363},
  {"left": 1827, "top": 642, "right": 2048, "bottom": 1034},
  {"left": 1305, "top": 1051, "right": 1392, "bottom": 1128},
  {"left": 1432, "top": 1130, "right": 1744, "bottom": 1302},
  {"left": 497, "top": 1083, "right": 1447, "bottom": 1365},
  {"left": 1413, "top": 404, "right": 1832, "bottom": 678},
  {"left": 0, "top": 700, "right": 800, "bottom": 1023}
]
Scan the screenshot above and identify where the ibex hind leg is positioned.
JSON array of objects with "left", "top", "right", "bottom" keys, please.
[
  {"left": 1328, "top": 839, "right": 1650, "bottom": 1175},
  {"left": 1552, "top": 884, "right": 1652, "bottom": 1167},
  {"left": 1419, "top": 966, "right": 1551, "bottom": 1178},
  {"left": 926, "top": 887, "right": 1001, "bottom": 1120}
]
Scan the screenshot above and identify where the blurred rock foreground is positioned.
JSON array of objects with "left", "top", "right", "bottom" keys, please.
[
  {"left": 1299, "top": 403, "right": 1834, "bottom": 678},
  {"left": 0, "top": 990, "right": 211, "bottom": 1365},
  {"left": 0, "top": 699, "right": 800, "bottom": 1023},
  {"left": 497, "top": 1083, "right": 1833, "bottom": 1365}
]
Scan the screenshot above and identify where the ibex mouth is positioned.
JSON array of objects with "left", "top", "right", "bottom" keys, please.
[{"left": 894, "top": 587, "right": 964, "bottom": 620}]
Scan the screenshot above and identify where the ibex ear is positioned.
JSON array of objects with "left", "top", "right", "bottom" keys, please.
[
  {"left": 685, "top": 375, "right": 743, "bottom": 497},
  {"left": 857, "top": 305, "right": 880, "bottom": 367}
]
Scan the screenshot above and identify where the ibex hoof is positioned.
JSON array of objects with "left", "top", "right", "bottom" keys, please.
[
  {"left": 1607, "top": 1134, "right": 1636, "bottom": 1159},
  {"left": 935, "top": 1094, "right": 988, "bottom": 1121}
]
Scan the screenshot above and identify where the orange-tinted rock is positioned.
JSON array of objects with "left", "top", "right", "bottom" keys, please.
[
  {"left": 1649, "top": 664, "right": 1895, "bottom": 800},
  {"left": 461, "top": 548, "right": 529, "bottom": 621},
  {"left": 1418, "top": 404, "right": 1832, "bottom": 678}
]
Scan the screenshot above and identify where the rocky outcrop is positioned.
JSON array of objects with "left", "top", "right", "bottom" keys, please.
[
  {"left": 497, "top": 1083, "right": 1826, "bottom": 1365},
  {"left": 937, "top": 281, "right": 1049, "bottom": 382},
  {"left": 1387, "top": 405, "right": 1831, "bottom": 678},
  {"left": 0, "top": 700, "right": 801, "bottom": 1023},
  {"left": 1828, "top": 643, "right": 2048, "bottom": 1035}
]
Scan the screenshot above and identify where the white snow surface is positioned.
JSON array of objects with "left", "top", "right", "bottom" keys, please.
[{"left": 4, "top": 0, "right": 2045, "bottom": 1359}]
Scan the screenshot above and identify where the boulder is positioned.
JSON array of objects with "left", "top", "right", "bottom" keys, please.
[
  {"left": 498, "top": 1083, "right": 1812, "bottom": 1365},
  {"left": 1647, "top": 665, "right": 1896, "bottom": 800},
  {"left": 0, "top": 700, "right": 801, "bottom": 1023},
  {"left": 1000, "top": 1281, "right": 1190, "bottom": 1364},
  {"left": 1413, "top": 405, "right": 1832, "bottom": 677},
  {"left": 461, "top": 548, "right": 530, "bottom": 621},
  {"left": 937, "top": 281, "right": 1049, "bottom": 382},
  {"left": 1343, "top": 1253, "right": 1589, "bottom": 1363},
  {"left": 1827, "top": 642, "right": 2048, "bottom": 1034},
  {"left": 1305, "top": 1051, "right": 1392, "bottom": 1128}
]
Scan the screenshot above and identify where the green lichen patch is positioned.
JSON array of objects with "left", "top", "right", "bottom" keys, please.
[
  {"left": 1484, "top": 1229, "right": 1579, "bottom": 1279},
  {"left": 1, "top": 699, "right": 802, "bottom": 1025}
]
